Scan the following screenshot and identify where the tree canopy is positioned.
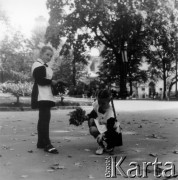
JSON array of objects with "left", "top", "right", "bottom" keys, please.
[{"left": 45, "top": 0, "right": 178, "bottom": 98}]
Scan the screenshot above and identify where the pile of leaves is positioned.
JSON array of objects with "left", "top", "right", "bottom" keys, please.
[{"left": 69, "top": 107, "right": 87, "bottom": 126}]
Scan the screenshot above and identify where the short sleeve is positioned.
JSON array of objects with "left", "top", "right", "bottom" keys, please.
[
  {"left": 93, "top": 100, "right": 98, "bottom": 112},
  {"left": 105, "top": 106, "right": 114, "bottom": 120},
  {"left": 87, "top": 109, "right": 98, "bottom": 119}
]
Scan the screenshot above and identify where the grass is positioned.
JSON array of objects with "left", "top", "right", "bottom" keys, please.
[{"left": 0, "top": 95, "right": 93, "bottom": 107}]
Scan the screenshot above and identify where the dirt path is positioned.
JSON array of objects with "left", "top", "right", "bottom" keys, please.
[{"left": 0, "top": 103, "right": 178, "bottom": 180}]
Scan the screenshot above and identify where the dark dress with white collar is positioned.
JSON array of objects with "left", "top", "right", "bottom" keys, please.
[
  {"left": 31, "top": 59, "right": 55, "bottom": 148},
  {"left": 31, "top": 59, "right": 55, "bottom": 108}
]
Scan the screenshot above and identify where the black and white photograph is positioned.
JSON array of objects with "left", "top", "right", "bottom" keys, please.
[{"left": 0, "top": 0, "right": 178, "bottom": 179}]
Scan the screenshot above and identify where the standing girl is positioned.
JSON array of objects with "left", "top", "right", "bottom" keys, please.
[{"left": 31, "top": 46, "right": 59, "bottom": 154}]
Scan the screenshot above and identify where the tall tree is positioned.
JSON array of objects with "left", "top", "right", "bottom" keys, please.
[
  {"left": 143, "top": 0, "right": 178, "bottom": 99},
  {"left": 46, "top": 1, "right": 90, "bottom": 87},
  {"left": 46, "top": 0, "right": 147, "bottom": 98}
]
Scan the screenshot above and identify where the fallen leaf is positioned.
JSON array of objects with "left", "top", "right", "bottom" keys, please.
[
  {"left": 21, "top": 175, "right": 28, "bottom": 178},
  {"left": 133, "top": 149, "right": 141, "bottom": 153},
  {"left": 50, "top": 163, "right": 65, "bottom": 170},
  {"left": 47, "top": 169, "right": 55, "bottom": 172},
  {"left": 88, "top": 175, "right": 95, "bottom": 179},
  {"left": 141, "top": 119, "right": 149, "bottom": 122},
  {"left": 74, "top": 162, "right": 82, "bottom": 167},
  {"left": 146, "top": 134, "right": 158, "bottom": 139},
  {"left": 64, "top": 138, "right": 71, "bottom": 142},
  {"left": 51, "top": 165, "right": 65, "bottom": 170},
  {"left": 84, "top": 149, "right": 91, "bottom": 152},
  {"left": 173, "top": 150, "right": 178, "bottom": 154},
  {"left": 57, "top": 166, "right": 65, "bottom": 169},
  {"left": 2, "top": 145, "right": 10, "bottom": 150},
  {"left": 151, "top": 134, "right": 157, "bottom": 138},
  {"left": 149, "top": 153, "right": 158, "bottom": 157},
  {"left": 28, "top": 150, "right": 33, "bottom": 153}
]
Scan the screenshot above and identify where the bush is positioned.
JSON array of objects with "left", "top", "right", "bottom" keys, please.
[{"left": 0, "top": 81, "right": 32, "bottom": 104}]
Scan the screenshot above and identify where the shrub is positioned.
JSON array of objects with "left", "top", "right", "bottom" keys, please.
[{"left": 0, "top": 81, "right": 32, "bottom": 104}]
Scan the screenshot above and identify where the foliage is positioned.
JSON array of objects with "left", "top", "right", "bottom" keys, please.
[
  {"left": 52, "top": 81, "right": 67, "bottom": 95},
  {"left": 45, "top": 0, "right": 178, "bottom": 99},
  {"left": 0, "top": 31, "right": 33, "bottom": 83},
  {"left": 67, "top": 82, "right": 85, "bottom": 97},
  {"left": 0, "top": 82, "right": 32, "bottom": 104},
  {"left": 69, "top": 107, "right": 87, "bottom": 126},
  {"left": 46, "top": 2, "right": 90, "bottom": 87},
  {"left": 45, "top": 0, "right": 149, "bottom": 98},
  {"left": 53, "top": 53, "right": 87, "bottom": 88},
  {"left": 143, "top": 0, "right": 178, "bottom": 98}
]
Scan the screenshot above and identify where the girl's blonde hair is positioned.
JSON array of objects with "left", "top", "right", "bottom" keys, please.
[{"left": 39, "top": 46, "right": 53, "bottom": 56}]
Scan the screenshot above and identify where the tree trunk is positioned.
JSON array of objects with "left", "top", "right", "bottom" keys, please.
[
  {"left": 72, "top": 57, "right": 76, "bottom": 87},
  {"left": 129, "top": 80, "right": 133, "bottom": 96},
  {"left": 16, "top": 96, "right": 20, "bottom": 105},
  {"left": 1, "top": 71, "right": 4, "bottom": 83},
  {"left": 119, "top": 61, "right": 127, "bottom": 99},
  {"left": 162, "top": 61, "right": 166, "bottom": 99}
]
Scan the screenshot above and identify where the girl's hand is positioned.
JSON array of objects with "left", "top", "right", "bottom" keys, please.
[
  {"left": 57, "top": 79, "right": 67, "bottom": 86},
  {"left": 51, "top": 79, "right": 67, "bottom": 86},
  {"left": 51, "top": 80, "right": 58, "bottom": 86},
  {"left": 97, "top": 133, "right": 104, "bottom": 143},
  {"left": 98, "top": 118, "right": 106, "bottom": 125}
]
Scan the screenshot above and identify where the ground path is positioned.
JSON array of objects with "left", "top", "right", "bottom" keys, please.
[{"left": 0, "top": 100, "right": 178, "bottom": 180}]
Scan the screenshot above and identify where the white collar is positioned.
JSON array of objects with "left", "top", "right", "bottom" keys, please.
[{"left": 37, "top": 58, "right": 44, "bottom": 64}]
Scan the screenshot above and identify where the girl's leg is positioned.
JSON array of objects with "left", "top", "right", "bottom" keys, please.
[
  {"left": 37, "top": 107, "right": 51, "bottom": 147},
  {"left": 89, "top": 126, "right": 100, "bottom": 138},
  {"left": 88, "top": 118, "right": 105, "bottom": 154},
  {"left": 88, "top": 118, "right": 100, "bottom": 138}
]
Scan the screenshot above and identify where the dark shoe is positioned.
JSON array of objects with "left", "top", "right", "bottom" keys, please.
[
  {"left": 105, "top": 147, "right": 114, "bottom": 155},
  {"left": 44, "top": 144, "right": 58, "bottom": 154}
]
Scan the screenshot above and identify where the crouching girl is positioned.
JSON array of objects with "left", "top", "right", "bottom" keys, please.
[{"left": 88, "top": 89, "right": 122, "bottom": 155}]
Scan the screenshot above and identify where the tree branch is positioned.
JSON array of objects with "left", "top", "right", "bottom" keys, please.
[{"left": 93, "top": 26, "right": 120, "bottom": 58}]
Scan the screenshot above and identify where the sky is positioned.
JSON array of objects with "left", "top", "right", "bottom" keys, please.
[
  {"left": 0, "top": 0, "right": 49, "bottom": 37},
  {"left": 0, "top": 0, "right": 100, "bottom": 56}
]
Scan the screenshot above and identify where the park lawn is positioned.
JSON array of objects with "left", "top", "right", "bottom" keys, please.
[{"left": 0, "top": 94, "right": 93, "bottom": 107}]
